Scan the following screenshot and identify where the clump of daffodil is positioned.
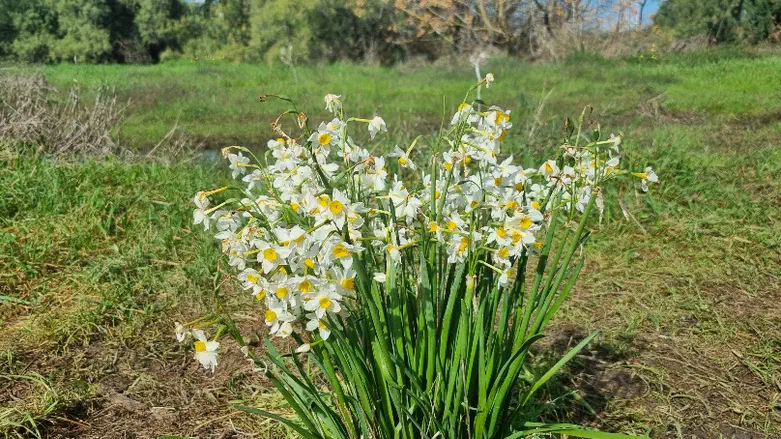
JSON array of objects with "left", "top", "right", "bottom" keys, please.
[
  {"left": 185, "top": 79, "right": 658, "bottom": 365},
  {"left": 179, "top": 76, "right": 657, "bottom": 439}
]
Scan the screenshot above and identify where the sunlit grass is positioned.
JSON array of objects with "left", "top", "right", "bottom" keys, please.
[{"left": 28, "top": 50, "right": 781, "bottom": 149}]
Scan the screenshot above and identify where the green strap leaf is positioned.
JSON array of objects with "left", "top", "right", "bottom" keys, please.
[
  {"left": 506, "top": 423, "right": 647, "bottom": 439},
  {"left": 552, "top": 429, "right": 646, "bottom": 439},
  {"left": 541, "top": 256, "right": 585, "bottom": 330},
  {"left": 233, "top": 404, "right": 321, "bottom": 439},
  {"left": 522, "top": 330, "right": 599, "bottom": 406}
]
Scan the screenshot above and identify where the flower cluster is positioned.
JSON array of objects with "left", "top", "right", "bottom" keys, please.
[{"left": 183, "top": 75, "right": 658, "bottom": 369}]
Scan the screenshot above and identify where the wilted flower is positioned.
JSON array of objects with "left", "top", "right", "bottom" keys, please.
[
  {"left": 324, "top": 94, "right": 341, "bottom": 114},
  {"left": 485, "top": 73, "right": 495, "bottom": 88},
  {"left": 174, "top": 322, "right": 187, "bottom": 342}
]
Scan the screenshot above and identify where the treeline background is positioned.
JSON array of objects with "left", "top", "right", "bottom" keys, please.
[{"left": 0, "top": 0, "right": 779, "bottom": 65}]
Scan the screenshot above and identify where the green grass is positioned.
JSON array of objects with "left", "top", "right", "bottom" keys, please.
[
  {"left": 1, "top": 50, "right": 780, "bottom": 438},
  {"left": 25, "top": 50, "right": 781, "bottom": 150},
  {"left": 0, "top": 149, "right": 294, "bottom": 437}
]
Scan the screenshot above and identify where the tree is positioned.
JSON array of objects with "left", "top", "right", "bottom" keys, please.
[
  {"left": 655, "top": 0, "right": 781, "bottom": 43},
  {"left": 309, "top": 0, "right": 401, "bottom": 64},
  {"left": 392, "top": 0, "right": 527, "bottom": 55},
  {"left": 248, "top": 0, "right": 321, "bottom": 64},
  {"left": 5, "top": 0, "right": 57, "bottom": 62},
  {"left": 0, "top": 0, "right": 17, "bottom": 57},
  {"left": 176, "top": 0, "right": 252, "bottom": 61},
  {"left": 133, "top": 0, "right": 187, "bottom": 61},
  {"left": 0, "top": 0, "right": 190, "bottom": 63},
  {"left": 46, "top": 0, "right": 113, "bottom": 62}
]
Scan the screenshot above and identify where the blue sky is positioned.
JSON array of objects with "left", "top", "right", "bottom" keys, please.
[{"left": 643, "top": 0, "right": 662, "bottom": 24}]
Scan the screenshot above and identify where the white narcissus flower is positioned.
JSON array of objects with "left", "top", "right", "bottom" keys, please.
[
  {"left": 527, "top": 207, "right": 544, "bottom": 223},
  {"left": 575, "top": 186, "right": 592, "bottom": 213},
  {"left": 322, "top": 189, "right": 350, "bottom": 228},
  {"left": 447, "top": 234, "right": 472, "bottom": 264},
  {"left": 368, "top": 116, "right": 387, "bottom": 140},
  {"left": 296, "top": 343, "right": 311, "bottom": 353},
  {"left": 325, "top": 117, "right": 344, "bottom": 133},
  {"left": 464, "top": 188, "right": 482, "bottom": 213},
  {"left": 338, "top": 138, "right": 365, "bottom": 163},
  {"left": 609, "top": 133, "right": 621, "bottom": 150},
  {"left": 214, "top": 211, "right": 240, "bottom": 239},
  {"left": 323, "top": 239, "right": 361, "bottom": 270},
  {"left": 493, "top": 245, "right": 512, "bottom": 267},
  {"left": 264, "top": 303, "right": 295, "bottom": 336},
  {"left": 389, "top": 177, "right": 410, "bottom": 206},
  {"left": 450, "top": 103, "right": 474, "bottom": 126},
  {"left": 308, "top": 124, "right": 337, "bottom": 149},
  {"left": 443, "top": 211, "right": 467, "bottom": 234},
  {"left": 497, "top": 267, "right": 510, "bottom": 287},
  {"left": 242, "top": 169, "right": 264, "bottom": 191},
  {"left": 333, "top": 266, "right": 356, "bottom": 294},
  {"left": 267, "top": 137, "right": 286, "bottom": 150},
  {"left": 633, "top": 167, "right": 659, "bottom": 192},
  {"left": 304, "top": 289, "right": 342, "bottom": 319},
  {"left": 239, "top": 267, "right": 270, "bottom": 299},
  {"left": 540, "top": 159, "right": 560, "bottom": 179},
  {"left": 389, "top": 145, "right": 416, "bottom": 170},
  {"left": 603, "top": 156, "right": 620, "bottom": 176},
  {"left": 226, "top": 240, "right": 248, "bottom": 271},
  {"left": 385, "top": 244, "right": 401, "bottom": 264},
  {"left": 493, "top": 155, "right": 518, "bottom": 185},
  {"left": 192, "top": 329, "right": 219, "bottom": 372},
  {"left": 396, "top": 195, "right": 422, "bottom": 225},
  {"left": 274, "top": 226, "right": 306, "bottom": 249},
  {"left": 228, "top": 152, "right": 250, "bottom": 179},
  {"left": 271, "top": 146, "right": 299, "bottom": 172},
  {"left": 373, "top": 272, "right": 387, "bottom": 283},
  {"left": 360, "top": 156, "right": 388, "bottom": 191},
  {"left": 305, "top": 313, "right": 332, "bottom": 340},
  {"left": 487, "top": 225, "right": 511, "bottom": 247},
  {"left": 256, "top": 241, "right": 292, "bottom": 274},
  {"left": 560, "top": 166, "right": 578, "bottom": 185},
  {"left": 427, "top": 220, "right": 443, "bottom": 241},
  {"left": 193, "top": 192, "right": 211, "bottom": 231}
]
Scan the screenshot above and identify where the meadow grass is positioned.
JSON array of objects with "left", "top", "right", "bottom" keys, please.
[
  {"left": 0, "top": 148, "right": 294, "bottom": 437},
  {"left": 29, "top": 51, "right": 781, "bottom": 150},
  {"left": 1, "top": 51, "right": 780, "bottom": 438}
]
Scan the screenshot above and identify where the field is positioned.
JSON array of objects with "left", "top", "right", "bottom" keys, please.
[{"left": 2, "top": 51, "right": 781, "bottom": 438}]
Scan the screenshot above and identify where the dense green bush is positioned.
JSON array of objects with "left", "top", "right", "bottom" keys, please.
[
  {"left": 0, "top": 0, "right": 404, "bottom": 64},
  {"left": 656, "top": 0, "right": 781, "bottom": 43},
  {"left": 0, "top": 0, "right": 185, "bottom": 63}
]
